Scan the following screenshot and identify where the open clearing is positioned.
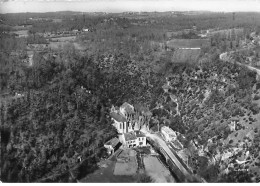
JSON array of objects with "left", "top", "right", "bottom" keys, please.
[
  {"left": 50, "top": 36, "right": 76, "bottom": 42},
  {"left": 79, "top": 158, "right": 136, "bottom": 183},
  {"left": 143, "top": 156, "right": 176, "bottom": 183},
  {"left": 10, "top": 30, "right": 28, "bottom": 37},
  {"left": 114, "top": 149, "right": 138, "bottom": 176},
  {"left": 49, "top": 41, "right": 86, "bottom": 51},
  {"left": 172, "top": 48, "right": 201, "bottom": 63}
]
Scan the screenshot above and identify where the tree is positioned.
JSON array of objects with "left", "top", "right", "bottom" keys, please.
[{"left": 136, "top": 174, "right": 154, "bottom": 183}]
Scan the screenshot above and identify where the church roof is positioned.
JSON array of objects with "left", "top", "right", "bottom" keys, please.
[
  {"left": 121, "top": 102, "right": 135, "bottom": 114},
  {"left": 110, "top": 112, "right": 127, "bottom": 122}
]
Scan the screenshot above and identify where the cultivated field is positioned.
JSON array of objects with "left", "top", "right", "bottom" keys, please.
[
  {"left": 50, "top": 36, "right": 76, "bottom": 42},
  {"left": 10, "top": 30, "right": 28, "bottom": 37},
  {"left": 143, "top": 156, "right": 176, "bottom": 182},
  {"left": 172, "top": 48, "right": 201, "bottom": 63},
  {"left": 167, "top": 39, "right": 210, "bottom": 49},
  {"left": 114, "top": 149, "right": 138, "bottom": 176},
  {"left": 48, "top": 41, "right": 86, "bottom": 51}
]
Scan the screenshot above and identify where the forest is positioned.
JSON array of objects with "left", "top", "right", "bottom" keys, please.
[{"left": 1, "top": 11, "right": 260, "bottom": 182}]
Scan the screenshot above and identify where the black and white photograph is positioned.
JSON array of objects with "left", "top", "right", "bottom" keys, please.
[{"left": 0, "top": 0, "right": 260, "bottom": 183}]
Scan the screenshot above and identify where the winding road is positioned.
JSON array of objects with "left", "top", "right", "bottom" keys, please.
[{"left": 219, "top": 52, "right": 260, "bottom": 75}]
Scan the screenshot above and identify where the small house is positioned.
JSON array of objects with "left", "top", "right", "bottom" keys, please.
[
  {"left": 135, "top": 131, "right": 146, "bottom": 147},
  {"left": 229, "top": 120, "right": 238, "bottom": 132}
]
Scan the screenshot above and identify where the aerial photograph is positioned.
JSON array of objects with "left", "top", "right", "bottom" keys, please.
[{"left": 1, "top": 0, "right": 260, "bottom": 183}]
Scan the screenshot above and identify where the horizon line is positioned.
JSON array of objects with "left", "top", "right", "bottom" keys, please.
[
  {"left": 1, "top": 0, "right": 260, "bottom": 14},
  {"left": 2, "top": 10, "right": 260, "bottom": 15}
]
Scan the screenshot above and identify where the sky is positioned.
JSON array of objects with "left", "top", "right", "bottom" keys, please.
[{"left": 0, "top": 0, "right": 260, "bottom": 14}]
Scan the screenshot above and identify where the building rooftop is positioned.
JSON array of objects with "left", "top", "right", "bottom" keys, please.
[
  {"left": 124, "top": 132, "right": 137, "bottom": 141},
  {"left": 105, "top": 137, "right": 120, "bottom": 148},
  {"left": 135, "top": 131, "right": 146, "bottom": 138},
  {"left": 110, "top": 112, "right": 127, "bottom": 122},
  {"left": 161, "top": 126, "right": 177, "bottom": 136}
]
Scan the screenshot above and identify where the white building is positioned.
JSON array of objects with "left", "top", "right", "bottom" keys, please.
[
  {"left": 110, "top": 102, "right": 148, "bottom": 148},
  {"left": 119, "top": 102, "right": 135, "bottom": 121},
  {"left": 110, "top": 111, "right": 134, "bottom": 134},
  {"left": 161, "top": 126, "right": 177, "bottom": 142},
  {"left": 121, "top": 131, "right": 146, "bottom": 148},
  {"left": 229, "top": 120, "right": 238, "bottom": 132}
]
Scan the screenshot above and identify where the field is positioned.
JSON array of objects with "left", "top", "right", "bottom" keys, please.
[
  {"left": 50, "top": 36, "right": 76, "bottom": 42},
  {"left": 143, "top": 156, "right": 176, "bottom": 182},
  {"left": 52, "top": 19, "right": 62, "bottom": 23},
  {"left": 48, "top": 36, "right": 86, "bottom": 51},
  {"left": 10, "top": 30, "right": 28, "bottom": 37},
  {"left": 167, "top": 39, "right": 210, "bottom": 49},
  {"left": 209, "top": 28, "right": 244, "bottom": 37},
  {"left": 49, "top": 41, "right": 86, "bottom": 51},
  {"left": 114, "top": 149, "right": 138, "bottom": 176},
  {"left": 49, "top": 42, "right": 68, "bottom": 50},
  {"left": 12, "top": 25, "right": 32, "bottom": 30},
  {"left": 79, "top": 158, "right": 136, "bottom": 183},
  {"left": 172, "top": 48, "right": 201, "bottom": 63}
]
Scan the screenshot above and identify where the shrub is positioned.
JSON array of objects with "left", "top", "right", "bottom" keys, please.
[
  {"left": 249, "top": 103, "right": 260, "bottom": 115},
  {"left": 136, "top": 174, "right": 154, "bottom": 183},
  {"left": 253, "top": 95, "right": 260, "bottom": 100}
]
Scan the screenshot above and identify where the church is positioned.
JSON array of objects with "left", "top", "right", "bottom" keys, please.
[{"left": 110, "top": 102, "right": 152, "bottom": 148}]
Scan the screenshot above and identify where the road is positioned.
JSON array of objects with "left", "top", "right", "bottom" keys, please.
[
  {"left": 141, "top": 130, "right": 196, "bottom": 182},
  {"left": 219, "top": 52, "right": 260, "bottom": 76}
]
